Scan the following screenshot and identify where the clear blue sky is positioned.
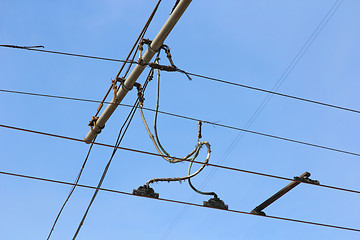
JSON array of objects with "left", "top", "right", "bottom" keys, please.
[{"left": 1, "top": 0, "right": 360, "bottom": 239}]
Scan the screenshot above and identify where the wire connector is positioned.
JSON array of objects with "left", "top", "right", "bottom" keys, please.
[
  {"left": 88, "top": 116, "right": 99, "bottom": 127},
  {"left": 250, "top": 207, "right": 266, "bottom": 216},
  {"left": 203, "top": 196, "right": 228, "bottom": 210},
  {"left": 132, "top": 185, "right": 159, "bottom": 198},
  {"left": 294, "top": 176, "right": 320, "bottom": 185}
]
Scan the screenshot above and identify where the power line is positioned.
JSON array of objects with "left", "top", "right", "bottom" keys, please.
[
  {"left": 1, "top": 170, "right": 359, "bottom": 233},
  {"left": 1, "top": 45, "right": 359, "bottom": 116},
  {"left": 46, "top": 140, "right": 96, "bottom": 240},
  {"left": 186, "top": 71, "right": 360, "bottom": 114},
  {"left": 1, "top": 88, "right": 360, "bottom": 158},
  {"left": 72, "top": 69, "right": 153, "bottom": 239},
  {"left": 0, "top": 44, "right": 135, "bottom": 64},
  {"left": 1, "top": 123, "right": 360, "bottom": 196},
  {"left": 2, "top": 89, "right": 360, "bottom": 158},
  {"left": 205, "top": 0, "right": 346, "bottom": 182},
  {"left": 71, "top": 1, "right": 163, "bottom": 237}
]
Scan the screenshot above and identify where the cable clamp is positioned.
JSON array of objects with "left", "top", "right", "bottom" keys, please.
[
  {"left": 250, "top": 207, "right": 266, "bottom": 216},
  {"left": 198, "top": 121, "right": 202, "bottom": 140},
  {"left": 88, "top": 116, "right": 104, "bottom": 134},
  {"left": 0, "top": 44, "right": 44, "bottom": 50},
  {"left": 148, "top": 62, "right": 177, "bottom": 72},
  {"left": 88, "top": 116, "right": 99, "bottom": 127},
  {"left": 132, "top": 185, "right": 159, "bottom": 198},
  {"left": 115, "top": 77, "right": 133, "bottom": 92},
  {"left": 203, "top": 196, "right": 228, "bottom": 210},
  {"left": 293, "top": 176, "right": 320, "bottom": 185}
]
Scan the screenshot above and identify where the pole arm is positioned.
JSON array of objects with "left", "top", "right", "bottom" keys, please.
[
  {"left": 251, "top": 172, "right": 310, "bottom": 216},
  {"left": 84, "top": 0, "right": 192, "bottom": 143}
]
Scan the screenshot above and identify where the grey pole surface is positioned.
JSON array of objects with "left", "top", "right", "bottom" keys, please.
[{"left": 84, "top": 0, "right": 192, "bottom": 143}]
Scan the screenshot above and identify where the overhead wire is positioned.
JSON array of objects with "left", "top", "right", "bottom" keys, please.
[
  {"left": 1, "top": 170, "right": 360, "bottom": 233},
  {"left": 44, "top": 1, "right": 163, "bottom": 238},
  {"left": 199, "top": 0, "right": 346, "bottom": 178},
  {"left": 0, "top": 0, "right": 351, "bottom": 237},
  {"left": 1, "top": 88, "right": 360, "bottom": 158},
  {"left": 160, "top": 2, "right": 345, "bottom": 236},
  {"left": 72, "top": 65, "right": 155, "bottom": 239},
  {"left": 46, "top": 138, "right": 96, "bottom": 240},
  {"left": 1, "top": 40, "right": 359, "bottom": 116},
  {"left": 1, "top": 123, "right": 360, "bottom": 196},
  {"left": 93, "top": 0, "right": 162, "bottom": 118},
  {"left": 139, "top": 58, "right": 213, "bottom": 192}
]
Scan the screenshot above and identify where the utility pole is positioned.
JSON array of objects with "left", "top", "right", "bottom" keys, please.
[{"left": 84, "top": 0, "right": 192, "bottom": 143}]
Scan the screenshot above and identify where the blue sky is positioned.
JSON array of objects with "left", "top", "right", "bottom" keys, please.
[{"left": 1, "top": 0, "right": 360, "bottom": 239}]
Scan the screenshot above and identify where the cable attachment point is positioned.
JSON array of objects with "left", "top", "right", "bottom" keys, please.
[
  {"left": 250, "top": 207, "right": 266, "bottom": 216},
  {"left": 132, "top": 185, "right": 159, "bottom": 198},
  {"left": 294, "top": 175, "right": 320, "bottom": 185},
  {"left": 148, "top": 62, "right": 177, "bottom": 72},
  {"left": 203, "top": 195, "right": 228, "bottom": 210},
  {"left": 198, "top": 121, "right": 202, "bottom": 140},
  {"left": 114, "top": 77, "right": 133, "bottom": 92},
  {"left": 138, "top": 38, "right": 158, "bottom": 64},
  {"left": 0, "top": 44, "right": 44, "bottom": 50},
  {"left": 88, "top": 116, "right": 99, "bottom": 127},
  {"left": 134, "top": 82, "right": 145, "bottom": 105}
]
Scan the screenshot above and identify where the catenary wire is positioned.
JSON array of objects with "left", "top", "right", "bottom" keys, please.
[
  {"left": 46, "top": 138, "right": 96, "bottom": 240},
  {"left": 1, "top": 123, "right": 360, "bottom": 196},
  {"left": 1, "top": 88, "right": 360, "bottom": 158},
  {"left": 72, "top": 67, "right": 154, "bottom": 239},
  {"left": 46, "top": 1, "right": 163, "bottom": 237},
  {"left": 94, "top": 0, "right": 162, "bottom": 118},
  {"left": 0, "top": 45, "right": 135, "bottom": 64},
  {"left": 1, "top": 170, "right": 359, "bottom": 233},
  {"left": 1, "top": 46, "right": 359, "bottom": 116},
  {"left": 159, "top": 3, "right": 347, "bottom": 236}
]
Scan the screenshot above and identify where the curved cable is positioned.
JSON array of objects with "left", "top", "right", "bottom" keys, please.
[
  {"left": 139, "top": 56, "right": 203, "bottom": 163},
  {"left": 187, "top": 146, "right": 217, "bottom": 197},
  {"left": 145, "top": 142, "right": 211, "bottom": 186}
]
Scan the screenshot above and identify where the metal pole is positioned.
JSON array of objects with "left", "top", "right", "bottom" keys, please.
[
  {"left": 251, "top": 172, "right": 310, "bottom": 216},
  {"left": 84, "top": 0, "right": 192, "bottom": 143}
]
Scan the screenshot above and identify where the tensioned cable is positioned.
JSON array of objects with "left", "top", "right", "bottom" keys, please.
[
  {"left": 185, "top": 71, "right": 360, "bottom": 114},
  {"left": 93, "top": 0, "right": 162, "bottom": 118},
  {"left": 1, "top": 48, "right": 359, "bottom": 115},
  {"left": 46, "top": 1, "right": 163, "bottom": 238},
  {"left": 72, "top": 67, "right": 154, "bottom": 239},
  {"left": 0, "top": 45, "right": 134, "bottom": 63},
  {"left": 1, "top": 89, "right": 360, "bottom": 158},
  {"left": 1, "top": 123, "right": 360, "bottom": 196},
  {"left": 46, "top": 138, "right": 96, "bottom": 240},
  {"left": 1, "top": 170, "right": 359, "bottom": 233}
]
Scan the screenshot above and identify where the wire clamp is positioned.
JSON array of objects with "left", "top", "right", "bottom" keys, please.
[
  {"left": 250, "top": 207, "right": 266, "bottom": 216},
  {"left": 0, "top": 44, "right": 44, "bottom": 50},
  {"left": 148, "top": 62, "right": 177, "bottom": 71},
  {"left": 88, "top": 116, "right": 99, "bottom": 127},
  {"left": 203, "top": 196, "right": 228, "bottom": 210},
  {"left": 294, "top": 176, "right": 320, "bottom": 185},
  {"left": 132, "top": 185, "right": 159, "bottom": 198}
]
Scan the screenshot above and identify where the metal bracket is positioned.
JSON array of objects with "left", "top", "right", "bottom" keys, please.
[
  {"left": 132, "top": 185, "right": 159, "bottom": 198},
  {"left": 88, "top": 116, "right": 99, "bottom": 127},
  {"left": 250, "top": 171, "right": 318, "bottom": 216},
  {"left": 294, "top": 176, "right": 320, "bottom": 185},
  {"left": 203, "top": 196, "right": 228, "bottom": 210},
  {"left": 250, "top": 207, "right": 266, "bottom": 216}
]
